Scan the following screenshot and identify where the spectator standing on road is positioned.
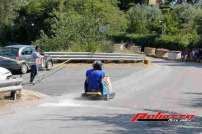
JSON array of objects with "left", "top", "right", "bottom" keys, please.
[
  {"left": 30, "top": 46, "right": 43, "bottom": 84},
  {"left": 181, "top": 49, "right": 185, "bottom": 62},
  {"left": 187, "top": 49, "right": 192, "bottom": 62},
  {"left": 191, "top": 49, "right": 197, "bottom": 62},
  {"left": 181, "top": 49, "right": 187, "bottom": 62},
  {"left": 198, "top": 48, "right": 202, "bottom": 63},
  {"left": 184, "top": 49, "right": 189, "bottom": 62}
]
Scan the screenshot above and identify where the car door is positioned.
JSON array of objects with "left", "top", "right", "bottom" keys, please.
[
  {"left": 20, "top": 47, "right": 33, "bottom": 65},
  {"left": 0, "top": 47, "right": 19, "bottom": 70}
]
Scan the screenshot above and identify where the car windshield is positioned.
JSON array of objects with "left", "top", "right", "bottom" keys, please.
[{"left": 0, "top": 47, "right": 19, "bottom": 57}]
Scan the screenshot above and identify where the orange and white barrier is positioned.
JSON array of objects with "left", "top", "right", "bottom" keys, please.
[{"left": 36, "top": 57, "right": 45, "bottom": 67}]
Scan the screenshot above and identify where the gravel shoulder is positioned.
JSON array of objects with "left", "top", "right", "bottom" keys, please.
[{"left": 0, "top": 89, "right": 48, "bottom": 111}]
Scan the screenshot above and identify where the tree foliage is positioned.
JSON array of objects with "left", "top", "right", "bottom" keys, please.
[
  {"left": 34, "top": 0, "right": 126, "bottom": 52},
  {"left": 1, "top": 0, "right": 202, "bottom": 51},
  {"left": 0, "top": 0, "right": 31, "bottom": 44},
  {"left": 127, "top": 4, "right": 162, "bottom": 34},
  {"left": 121, "top": 3, "right": 202, "bottom": 50}
]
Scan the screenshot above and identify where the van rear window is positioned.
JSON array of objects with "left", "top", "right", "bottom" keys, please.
[{"left": 0, "top": 48, "right": 19, "bottom": 57}]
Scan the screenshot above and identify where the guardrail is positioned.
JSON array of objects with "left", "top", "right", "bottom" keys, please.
[
  {"left": 45, "top": 52, "right": 145, "bottom": 62},
  {"left": 0, "top": 79, "right": 22, "bottom": 100}
]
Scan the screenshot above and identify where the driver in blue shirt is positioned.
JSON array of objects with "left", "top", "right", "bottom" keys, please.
[{"left": 85, "top": 61, "right": 105, "bottom": 94}]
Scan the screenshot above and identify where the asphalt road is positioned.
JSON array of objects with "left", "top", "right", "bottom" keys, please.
[{"left": 0, "top": 59, "right": 202, "bottom": 134}]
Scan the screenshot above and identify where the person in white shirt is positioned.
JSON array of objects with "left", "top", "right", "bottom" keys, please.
[{"left": 30, "top": 46, "right": 43, "bottom": 84}]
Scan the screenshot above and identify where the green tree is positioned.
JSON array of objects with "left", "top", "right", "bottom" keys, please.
[
  {"left": 11, "top": 0, "right": 57, "bottom": 43},
  {"left": 156, "top": 4, "right": 202, "bottom": 49},
  {"left": 0, "top": 0, "right": 31, "bottom": 45},
  {"left": 0, "top": 0, "right": 20, "bottom": 44},
  {"left": 173, "top": 4, "right": 202, "bottom": 34},
  {"left": 162, "top": 10, "right": 179, "bottom": 34},
  {"left": 35, "top": 0, "right": 126, "bottom": 52},
  {"left": 127, "top": 5, "right": 162, "bottom": 34}
]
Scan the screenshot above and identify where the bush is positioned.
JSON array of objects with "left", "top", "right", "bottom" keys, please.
[
  {"left": 172, "top": 4, "right": 202, "bottom": 34},
  {"left": 127, "top": 5, "right": 162, "bottom": 34},
  {"left": 154, "top": 33, "right": 199, "bottom": 50},
  {"left": 34, "top": 0, "right": 126, "bottom": 52},
  {"left": 120, "top": 4, "right": 202, "bottom": 50},
  {"left": 111, "top": 32, "right": 200, "bottom": 50},
  {"left": 111, "top": 33, "right": 158, "bottom": 46}
]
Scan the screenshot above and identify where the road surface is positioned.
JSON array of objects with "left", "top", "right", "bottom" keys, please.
[{"left": 0, "top": 59, "right": 202, "bottom": 134}]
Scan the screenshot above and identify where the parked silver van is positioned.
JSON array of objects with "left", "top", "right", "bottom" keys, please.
[{"left": 0, "top": 45, "right": 53, "bottom": 74}]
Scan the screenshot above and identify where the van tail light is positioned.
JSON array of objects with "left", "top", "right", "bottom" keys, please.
[{"left": 16, "top": 52, "right": 20, "bottom": 60}]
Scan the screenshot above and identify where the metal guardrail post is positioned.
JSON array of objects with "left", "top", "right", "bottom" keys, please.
[{"left": 0, "top": 79, "right": 22, "bottom": 100}]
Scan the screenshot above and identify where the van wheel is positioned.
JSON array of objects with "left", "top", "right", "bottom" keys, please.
[
  {"left": 46, "top": 61, "right": 53, "bottom": 70},
  {"left": 21, "top": 63, "right": 28, "bottom": 74}
]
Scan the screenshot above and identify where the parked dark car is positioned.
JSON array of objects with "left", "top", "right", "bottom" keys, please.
[{"left": 0, "top": 45, "right": 53, "bottom": 74}]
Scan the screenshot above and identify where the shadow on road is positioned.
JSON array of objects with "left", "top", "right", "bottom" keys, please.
[
  {"left": 41, "top": 109, "right": 202, "bottom": 134},
  {"left": 152, "top": 60, "right": 177, "bottom": 64},
  {"left": 152, "top": 60, "right": 202, "bottom": 68},
  {"left": 182, "top": 92, "right": 202, "bottom": 108},
  {"left": 167, "top": 63, "right": 202, "bottom": 68}
]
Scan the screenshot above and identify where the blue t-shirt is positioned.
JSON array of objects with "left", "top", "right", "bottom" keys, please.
[{"left": 86, "top": 69, "right": 105, "bottom": 91}]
